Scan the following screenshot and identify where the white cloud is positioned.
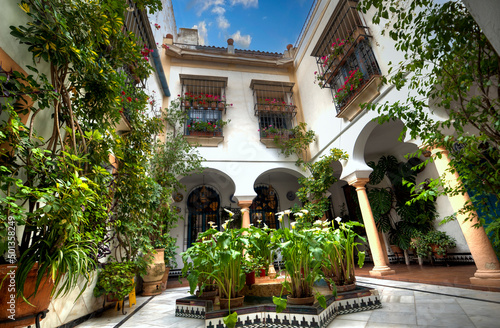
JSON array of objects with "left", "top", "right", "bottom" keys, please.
[
  {"left": 192, "top": 21, "right": 208, "bottom": 45},
  {"left": 230, "top": 0, "right": 258, "bottom": 8},
  {"left": 212, "top": 6, "right": 226, "bottom": 15},
  {"left": 230, "top": 30, "right": 252, "bottom": 48},
  {"left": 191, "top": 0, "right": 225, "bottom": 16},
  {"left": 217, "top": 15, "right": 230, "bottom": 29}
]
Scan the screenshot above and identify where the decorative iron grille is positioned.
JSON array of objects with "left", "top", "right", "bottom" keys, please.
[
  {"left": 187, "top": 185, "right": 220, "bottom": 247},
  {"left": 327, "top": 40, "right": 381, "bottom": 113},
  {"left": 250, "top": 80, "right": 297, "bottom": 139},
  {"left": 180, "top": 75, "right": 228, "bottom": 136}
]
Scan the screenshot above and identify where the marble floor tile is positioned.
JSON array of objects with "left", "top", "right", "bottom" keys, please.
[
  {"left": 456, "top": 298, "right": 500, "bottom": 316},
  {"left": 375, "top": 302, "right": 416, "bottom": 313},
  {"left": 467, "top": 314, "right": 500, "bottom": 328},
  {"left": 415, "top": 302, "right": 465, "bottom": 314},
  {"left": 365, "top": 322, "right": 418, "bottom": 328},
  {"left": 416, "top": 313, "right": 475, "bottom": 327},
  {"left": 336, "top": 310, "right": 373, "bottom": 321},
  {"left": 327, "top": 318, "right": 367, "bottom": 328},
  {"left": 368, "top": 311, "right": 417, "bottom": 325}
]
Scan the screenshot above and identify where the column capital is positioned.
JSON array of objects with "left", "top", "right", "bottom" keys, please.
[
  {"left": 238, "top": 200, "right": 252, "bottom": 209},
  {"left": 348, "top": 178, "right": 370, "bottom": 190}
]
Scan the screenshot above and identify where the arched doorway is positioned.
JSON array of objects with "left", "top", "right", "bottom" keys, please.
[
  {"left": 250, "top": 184, "right": 279, "bottom": 229},
  {"left": 187, "top": 185, "right": 220, "bottom": 247}
]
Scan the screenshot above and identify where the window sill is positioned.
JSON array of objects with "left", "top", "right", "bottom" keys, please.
[
  {"left": 260, "top": 135, "right": 293, "bottom": 148},
  {"left": 336, "top": 75, "right": 382, "bottom": 121},
  {"left": 184, "top": 135, "right": 224, "bottom": 147}
]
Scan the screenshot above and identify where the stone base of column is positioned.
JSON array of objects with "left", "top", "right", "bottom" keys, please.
[
  {"left": 470, "top": 269, "right": 500, "bottom": 287},
  {"left": 470, "top": 277, "right": 500, "bottom": 287},
  {"left": 369, "top": 266, "right": 396, "bottom": 277}
]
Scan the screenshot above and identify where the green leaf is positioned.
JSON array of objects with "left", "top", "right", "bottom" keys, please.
[
  {"left": 223, "top": 311, "right": 238, "bottom": 328},
  {"left": 273, "top": 296, "right": 287, "bottom": 313},
  {"left": 316, "top": 292, "right": 326, "bottom": 309}
]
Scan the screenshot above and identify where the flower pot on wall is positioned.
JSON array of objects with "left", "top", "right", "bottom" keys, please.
[
  {"left": 218, "top": 102, "right": 225, "bottom": 111},
  {"left": 0, "top": 264, "right": 54, "bottom": 328}
]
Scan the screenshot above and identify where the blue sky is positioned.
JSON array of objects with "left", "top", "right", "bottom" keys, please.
[{"left": 171, "top": 0, "right": 312, "bottom": 53}]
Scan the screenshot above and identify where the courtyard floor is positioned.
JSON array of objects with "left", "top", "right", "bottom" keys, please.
[{"left": 76, "top": 264, "right": 500, "bottom": 328}]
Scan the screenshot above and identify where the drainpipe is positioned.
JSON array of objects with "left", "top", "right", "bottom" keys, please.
[{"left": 151, "top": 49, "right": 171, "bottom": 97}]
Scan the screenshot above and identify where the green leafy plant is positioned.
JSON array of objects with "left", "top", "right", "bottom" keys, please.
[
  {"left": 367, "top": 155, "right": 437, "bottom": 251},
  {"left": 272, "top": 211, "right": 327, "bottom": 312},
  {"left": 0, "top": 0, "right": 164, "bottom": 301},
  {"left": 188, "top": 119, "right": 229, "bottom": 132},
  {"left": 318, "top": 218, "right": 366, "bottom": 288},
  {"left": 160, "top": 235, "right": 179, "bottom": 268},
  {"left": 411, "top": 230, "right": 457, "bottom": 257},
  {"left": 295, "top": 148, "right": 349, "bottom": 222},
  {"left": 182, "top": 215, "right": 248, "bottom": 328},
  {"left": 274, "top": 122, "right": 316, "bottom": 167},
  {"left": 93, "top": 260, "right": 137, "bottom": 302},
  {"left": 246, "top": 224, "right": 278, "bottom": 273}
]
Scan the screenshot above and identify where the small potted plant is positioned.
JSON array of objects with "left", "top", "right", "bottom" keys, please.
[
  {"left": 246, "top": 224, "right": 278, "bottom": 278},
  {"left": 425, "top": 230, "right": 457, "bottom": 258},
  {"left": 411, "top": 230, "right": 456, "bottom": 261},
  {"left": 93, "top": 260, "right": 137, "bottom": 306}
]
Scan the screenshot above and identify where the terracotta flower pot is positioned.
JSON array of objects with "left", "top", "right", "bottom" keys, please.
[
  {"left": 287, "top": 294, "right": 315, "bottom": 306},
  {"left": 160, "top": 267, "right": 170, "bottom": 291},
  {"left": 196, "top": 288, "right": 218, "bottom": 303},
  {"left": 245, "top": 271, "right": 256, "bottom": 286},
  {"left": 219, "top": 295, "right": 245, "bottom": 309},
  {"left": 0, "top": 264, "right": 54, "bottom": 328}
]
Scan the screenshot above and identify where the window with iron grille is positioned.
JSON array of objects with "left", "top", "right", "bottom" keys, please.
[
  {"left": 311, "top": 0, "right": 381, "bottom": 113},
  {"left": 250, "top": 80, "right": 297, "bottom": 139},
  {"left": 180, "top": 74, "right": 228, "bottom": 137}
]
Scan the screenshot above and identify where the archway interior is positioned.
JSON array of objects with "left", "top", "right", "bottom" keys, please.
[{"left": 250, "top": 185, "right": 279, "bottom": 229}]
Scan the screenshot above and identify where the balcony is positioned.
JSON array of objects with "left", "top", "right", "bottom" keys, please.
[{"left": 312, "top": 0, "right": 381, "bottom": 120}]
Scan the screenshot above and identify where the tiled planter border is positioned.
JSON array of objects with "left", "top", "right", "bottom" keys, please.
[{"left": 175, "top": 286, "right": 381, "bottom": 328}]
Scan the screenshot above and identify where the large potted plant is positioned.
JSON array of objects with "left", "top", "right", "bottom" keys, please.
[
  {"left": 318, "top": 218, "right": 365, "bottom": 292},
  {"left": 181, "top": 227, "right": 218, "bottom": 301},
  {"left": 272, "top": 210, "right": 327, "bottom": 308},
  {"left": 184, "top": 219, "right": 247, "bottom": 309}
]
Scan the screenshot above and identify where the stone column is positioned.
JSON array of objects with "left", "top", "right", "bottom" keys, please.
[
  {"left": 429, "top": 147, "right": 500, "bottom": 287},
  {"left": 349, "top": 178, "right": 395, "bottom": 276},
  {"left": 238, "top": 200, "right": 252, "bottom": 229}
]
